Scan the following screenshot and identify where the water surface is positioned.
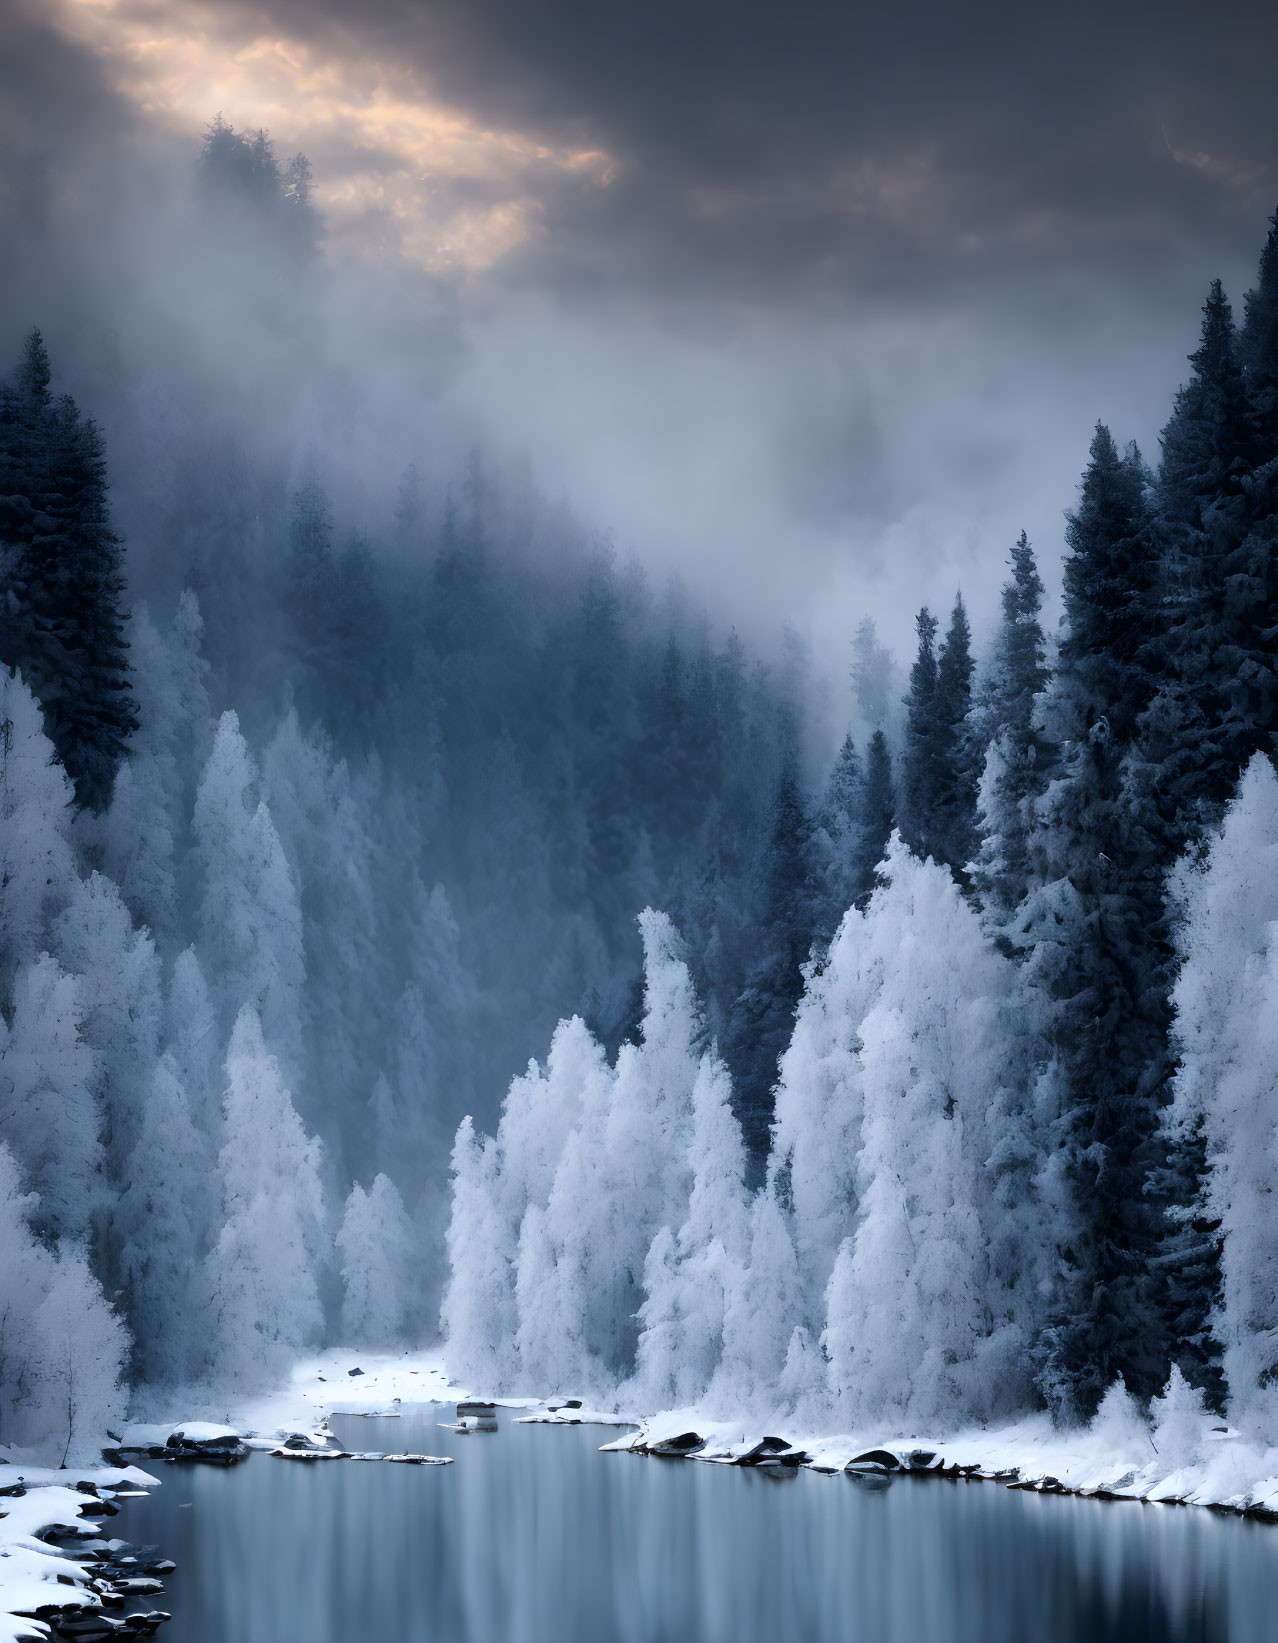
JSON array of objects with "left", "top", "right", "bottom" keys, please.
[{"left": 117, "top": 1405, "right": 1278, "bottom": 1643}]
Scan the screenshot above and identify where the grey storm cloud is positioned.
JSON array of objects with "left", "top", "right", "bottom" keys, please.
[
  {"left": 204, "top": 0, "right": 1278, "bottom": 311},
  {"left": 2, "top": 0, "right": 1278, "bottom": 684}
]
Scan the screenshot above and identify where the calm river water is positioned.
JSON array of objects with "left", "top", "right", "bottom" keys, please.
[{"left": 116, "top": 1404, "right": 1278, "bottom": 1643}]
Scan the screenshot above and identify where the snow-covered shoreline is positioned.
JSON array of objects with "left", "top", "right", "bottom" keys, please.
[
  {"left": 197, "top": 1345, "right": 1278, "bottom": 1525},
  {"left": 0, "top": 1461, "right": 166, "bottom": 1643},
  {"left": 11, "top": 1346, "right": 1278, "bottom": 1642},
  {"left": 591, "top": 1407, "right": 1278, "bottom": 1521}
]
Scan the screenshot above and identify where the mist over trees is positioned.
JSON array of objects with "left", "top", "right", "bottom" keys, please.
[
  {"left": 447, "top": 206, "right": 1278, "bottom": 1432},
  {"left": 1, "top": 119, "right": 1277, "bottom": 1454}
]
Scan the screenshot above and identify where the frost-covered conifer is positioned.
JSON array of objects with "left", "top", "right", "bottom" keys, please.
[
  {"left": 204, "top": 1007, "right": 326, "bottom": 1386},
  {"left": 768, "top": 890, "right": 880, "bottom": 1338},
  {"left": 441, "top": 1116, "right": 518, "bottom": 1388},
  {"left": 713, "top": 1188, "right": 803, "bottom": 1413},
  {"left": 193, "top": 712, "right": 304, "bottom": 1069},
  {"left": 32, "top": 1242, "right": 128, "bottom": 1465},
  {"left": 0, "top": 1143, "right": 56, "bottom": 1446},
  {"left": 0, "top": 955, "right": 99, "bottom": 1240},
  {"left": 337, "top": 1174, "right": 416, "bottom": 1347},
  {"left": 631, "top": 1052, "right": 750, "bottom": 1410},
  {"left": 821, "top": 840, "right": 1035, "bottom": 1426},
  {"left": 117, "top": 1055, "right": 209, "bottom": 1386},
  {"left": 0, "top": 670, "right": 77, "bottom": 987},
  {"left": 53, "top": 871, "right": 162, "bottom": 1177},
  {"left": 1166, "top": 757, "right": 1278, "bottom": 1428},
  {"left": 166, "top": 947, "right": 221, "bottom": 1139}
]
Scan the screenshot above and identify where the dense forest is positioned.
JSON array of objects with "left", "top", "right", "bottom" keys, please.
[
  {"left": 447, "top": 213, "right": 1278, "bottom": 1431},
  {"left": 1, "top": 117, "right": 1276, "bottom": 1459}
]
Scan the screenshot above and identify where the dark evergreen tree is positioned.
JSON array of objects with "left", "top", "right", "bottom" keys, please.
[
  {"left": 970, "top": 532, "right": 1052, "bottom": 925},
  {"left": 899, "top": 605, "right": 940, "bottom": 857},
  {"left": 1223, "top": 209, "right": 1278, "bottom": 768},
  {"left": 857, "top": 728, "right": 895, "bottom": 894},
  {"left": 1136, "top": 263, "right": 1278, "bottom": 1410},
  {"left": 1023, "top": 425, "right": 1169, "bottom": 1417},
  {"left": 931, "top": 593, "right": 978, "bottom": 875},
  {"left": 725, "top": 762, "right": 818, "bottom": 1166},
  {"left": 0, "top": 331, "right": 136, "bottom": 808},
  {"left": 900, "top": 597, "right": 977, "bottom": 877},
  {"left": 813, "top": 732, "right": 862, "bottom": 934},
  {"left": 1241, "top": 205, "right": 1278, "bottom": 450},
  {"left": 198, "top": 117, "right": 317, "bottom": 261}
]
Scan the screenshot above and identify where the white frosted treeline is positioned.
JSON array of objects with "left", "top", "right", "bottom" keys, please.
[
  {"left": 204, "top": 1006, "right": 328, "bottom": 1386},
  {"left": 443, "top": 841, "right": 1057, "bottom": 1426},
  {"left": 1166, "top": 755, "right": 1278, "bottom": 1434},
  {"left": 443, "top": 756, "right": 1278, "bottom": 1438},
  {"left": 337, "top": 1173, "right": 417, "bottom": 1347},
  {"left": 0, "top": 637, "right": 439, "bottom": 1456},
  {"left": 443, "top": 910, "right": 709, "bottom": 1395},
  {"left": 0, "top": 1142, "right": 127, "bottom": 1465}
]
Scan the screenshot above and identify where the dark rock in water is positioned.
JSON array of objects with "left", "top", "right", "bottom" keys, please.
[
  {"left": 846, "top": 1449, "right": 901, "bottom": 1473},
  {"left": 646, "top": 1432, "right": 705, "bottom": 1457},
  {"left": 348, "top": 1367, "right": 364, "bottom": 1377},
  {"left": 0, "top": 1480, "right": 27, "bottom": 1496},
  {"left": 161, "top": 1430, "right": 250, "bottom": 1466},
  {"left": 281, "top": 1434, "right": 328, "bottom": 1451},
  {"left": 904, "top": 1450, "right": 938, "bottom": 1470},
  {"left": 735, "top": 1436, "right": 808, "bottom": 1468},
  {"left": 546, "top": 1398, "right": 583, "bottom": 1411}
]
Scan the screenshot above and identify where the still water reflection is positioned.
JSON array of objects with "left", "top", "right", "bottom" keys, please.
[{"left": 117, "top": 1405, "right": 1278, "bottom": 1643}]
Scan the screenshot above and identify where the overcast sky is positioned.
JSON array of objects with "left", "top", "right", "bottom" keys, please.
[{"left": 4, "top": 0, "right": 1278, "bottom": 674}]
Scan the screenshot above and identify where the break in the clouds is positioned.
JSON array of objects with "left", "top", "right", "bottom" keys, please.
[
  {"left": 61, "top": 0, "right": 1277, "bottom": 304},
  {"left": 7, "top": 0, "right": 1278, "bottom": 664}
]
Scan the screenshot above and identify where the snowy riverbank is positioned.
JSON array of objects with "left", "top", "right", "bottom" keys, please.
[
  {"left": 591, "top": 1404, "right": 1278, "bottom": 1520},
  {"left": 0, "top": 1461, "right": 167, "bottom": 1643},
  {"left": 11, "top": 1347, "right": 1278, "bottom": 1641},
  {"left": 169, "top": 1344, "right": 1278, "bottom": 1523}
]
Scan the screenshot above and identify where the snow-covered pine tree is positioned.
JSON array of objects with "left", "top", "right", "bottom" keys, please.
[
  {"left": 96, "top": 592, "right": 212, "bottom": 948},
  {"left": 630, "top": 1051, "right": 750, "bottom": 1410},
  {"left": 117, "top": 1054, "right": 210, "bottom": 1386},
  {"left": 534, "top": 911, "right": 704, "bottom": 1389},
  {"left": 193, "top": 711, "right": 305, "bottom": 1071},
  {"left": 1164, "top": 757, "right": 1278, "bottom": 1429},
  {"left": 0, "top": 668, "right": 78, "bottom": 988},
  {"left": 53, "top": 871, "right": 162, "bottom": 1183},
  {"left": 0, "top": 954, "right": 100, "bottom": 1242},
  {"left": 0, "top": 1142, "right": 57, "bottom": 1448},
  {"left": 821, "top": 839, "right": 1035, "bottom": 1427},
  {"left": 204, "top": 1006, "right": 326, "bottom": 1387},
  {"left": 337, "top": 1174, "right": 416, "bottom": 1348},
  {"left": 713, "top": 1187, "right": 803, "bottom": 1414},
  {"left": 441, "top": 1116, "right": 519, "bottom": 1389},
  {"left": 768, "top": 895, "right": 880, "bottom": 1341},
  {"left": 31, "top": 1240, "right": 128, "bottom": 1466}
]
